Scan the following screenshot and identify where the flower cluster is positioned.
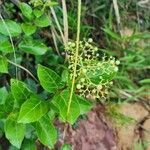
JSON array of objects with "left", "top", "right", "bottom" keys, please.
[
  {"left": 66, "top": 38, "right": 120, "bottom": 100},
  {"left": 29, "top": 0, "right": 57, "bottom": 7}
]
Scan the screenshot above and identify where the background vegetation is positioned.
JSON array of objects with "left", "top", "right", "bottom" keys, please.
[{"left": 0, "top": 0, "right": 149, "bottom": 149}]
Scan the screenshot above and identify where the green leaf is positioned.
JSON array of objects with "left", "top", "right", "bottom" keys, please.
[
  {"left": 35, "top": 116, "right": 57, "bottom": 148},
  {"left": 21, "top": 23, "right": 37, "bottom": 36},
  {"left": 18, "top": 95, "right": 48, "bottom": 123},
  {"left": 0, "top": 87, "right": 8, "bottom": 104},
  {"left": 37, "top": 64, "right": 62, "bottom": 93},
  {"left": 11, "top": 79, "right": 31, "bottom": 107},
  {"left": 61, "top": 69, "right": 69, "bottom": 84},
  {"left": 4, "top": 113, "right": 25, "bottom": 149},
  {"left": 77, "top": 96, "right": 93, "bottom": 115},
  {"left": 61, "top": 144, "right": 72, "bottom": 150},
  {"left": 20, "top": 3, "right": 33, "bottom": 20},
  {"left": 0, "top": 20, "right": 22, "bottom": 37},
  {"left": 18, "top": 40, "right": 48, "bottom": 55},
  {"left": 33, "top": 9, "right": 44, "bottom": 18},
  {"left": 21, "top": 139, "right": 36, "bottom": 150},
  {"left": 102, "top": 27, "right": 121, "bottom": 41},
  {"left": 0, "top": 39, "right": 13, "bottom": 53},
  {"left": 139, "top": 79, "right": 150, "bottom": 84},
  {"left": 86, "top": 61, "right": 117, "bottom": 84},
  {"left": 0, "top": 93, "right": 14, "bottom": 119},
  {"left": 0, "top": 55, "right": 8, "bottom": 73},
  {"left": 34, "top": 15, "right": 51, "bottom": 27},
  {"left": 52, "top": 90, "right": 80, "bottom": 124},
  {"left": 0, "top": 105, "right": 7, "bottom": 118}
]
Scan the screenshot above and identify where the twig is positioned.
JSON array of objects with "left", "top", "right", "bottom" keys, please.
[
  {"left": 62, "top": 0, "right": 69, "bottom": 44},
  {"left": 51, "top": 26, "right": 61, "bottom": 56},
  {"left": 50, "top": 6, "right": 66, "bottom": 45},
  {"left": 112, "top": 0, "right": 122, "bottom": 36},
  {"left": 0, "top": 13, "right": 18, "bottom": 79},
  {"left": 8, "top": 60, "right": 38, "bottom": 83},
  {"left": 10, "top": 0, "right": 20, "bottom": 7}
]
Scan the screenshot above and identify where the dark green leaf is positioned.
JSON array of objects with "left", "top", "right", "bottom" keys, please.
[
  {"left": 11, "top": 79, "right": 31, "bottom": 107},
  {"left": 20, "top": 3, "right": 33, "bottom": 20},
  {"left": 21, "top": 23, "right": 37, "bottom": 36},
  {"left": 4, "top": 113, "right": 25, "bottom": 149},
  {"left": 52, "top": 90, "right": 80, "bottom": 124},
  {"left": 0, "top": 87, "right": 8, "bottom": 104},
  {"left": 0, "top": 20, "right": 22, "bottom": 37},
  {"left": 21, "top": 139, "right": 36, "bottom": 150},
  {"left": 0, "top": 55, "right": 8, "bottom": 73},
  {"left": 0, "top": 93, "right": 14, "bottom": 119},
  {"left": 77, "top": 96, "right": 93, "bottom": 115},
  {"left": 18, "top": 40, "right": 48, "bottom": 55},
  {"left": 18, "top": 95, "right": 48, "bottom": 123},
  {"left": 36, "top": 116, "right": 57, "bottom": 148},
  {"left": 34, "top": 15, "right": 51, "bottom": 27},
  {"left": 37, "top": 64, "right": 62, "bottom": 93}
]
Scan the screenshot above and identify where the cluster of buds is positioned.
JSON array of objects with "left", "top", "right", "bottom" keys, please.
[
  {"left": 29, "top": 0, "right": 57, "bottom": 7},
  {"left": 65, "top": 38, "right": 120, "bottom": 100}
]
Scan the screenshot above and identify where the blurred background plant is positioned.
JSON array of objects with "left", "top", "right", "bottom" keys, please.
[{"left": 0, "top": 0, "right": 149, "bottom": 149}]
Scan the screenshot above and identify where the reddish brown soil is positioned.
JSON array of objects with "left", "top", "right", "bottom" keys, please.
[{"left": 55, "top": 105, "right": 118, "bottom": 150}]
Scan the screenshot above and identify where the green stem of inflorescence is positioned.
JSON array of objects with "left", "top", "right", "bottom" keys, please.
[{"left": 66, "top": 0, "right": 82, "bottom": 118}]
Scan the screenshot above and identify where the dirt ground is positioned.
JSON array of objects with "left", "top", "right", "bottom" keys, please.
[{"left": 54, "top": 102, "right": 150, "bottom": 150}]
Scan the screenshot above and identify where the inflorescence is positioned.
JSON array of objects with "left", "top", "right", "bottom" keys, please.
[{"left": 65, "top": 38, "right": 120, "bottom": 100}]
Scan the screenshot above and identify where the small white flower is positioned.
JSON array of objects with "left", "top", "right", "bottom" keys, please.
[
  {"left": 88, "top": 38, "right": 93, "bottom": 43},
  {"left": 80, "top": 78, "right": 85, "bottom": 82},
  {"left": 110, "top": 60, "right": 115, "bottom": 64},
  {"left": 76, "top": 84, "right": 82, "bottom": 89},
  {"left": 114, "top": 67, "right": 118, "bottom": 72},
  {"left": 116, "top": 60, "right": 120, "bottom": 65},
  {"left": 82, "top": 69, "right": 87, "bottom": 73},
  {"left": 97, "top": 85, "right": 102, "bottom": 90}
]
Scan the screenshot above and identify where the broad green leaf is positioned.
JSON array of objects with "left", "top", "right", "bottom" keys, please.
[
  {"left": 21, "top": 139, "right": 36, "bottom": 150},
  {"left": 35, "top": 116, "right": 57, "bottom": 148},
  {"left": 0, "top": 55, "right": 8, "bottom": 73},
  {"left": 33, "top": 9, "right": 44, "bottom": 18},
  {"left": 4, "top": 113, "right": 25, "bottom": 149},
  {"left": 37, "top": 64, "right": 62, "bottom": 93},
  {"left": 21, "top": 23, "right": 37, "bottom": 36},
  {"left": 11, "top": 79, "right": 31, "bottom": 107},
  {"left": 0, "top": 39, "right": 13, "bottom": 53},
  {"left": 18, "top": 40, "right": 48, "bottom": 55},
  {"left": 77, "top": 96, "right": 93, "bottom": 115},
  {"left": 34, "top": 15, "right": 51, "bottom": 27},
  {"left": 20, "top": 3, "right": 33, "bottom": 20},
  {"left": 52, "top": 90, "right": 80, "bottom": 124},
  {"left": 0, "top": 87, "right": 8, "bottom": 104},
  {"left": 18, "top": 95, "right": 48, "bottom": 123},
  {"left": 0, "top": 20, "right": 22, "bottom": 37}
]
